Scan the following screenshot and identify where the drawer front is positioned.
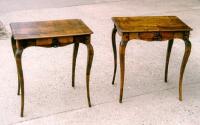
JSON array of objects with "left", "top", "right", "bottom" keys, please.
[
  {"left": 130, "top": 32, "right": 174, "bottom": 41},
  {"left": 36, "top": 38, "right": 52, "bottom": 46},
  {"left": 36, "top": 36, "right": 73, "bottom": 47}
]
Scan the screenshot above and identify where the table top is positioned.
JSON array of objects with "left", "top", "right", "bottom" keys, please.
[
  {"left": 112, "top": 16, "right": 192, "bottom": 33},
  {"left": 10, "top": 19, "right": 93, "bottom": 40}
]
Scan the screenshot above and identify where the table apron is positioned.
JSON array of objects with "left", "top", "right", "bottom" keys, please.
[
  {"left": 15, "top": 35, "right": 91, "bottom": 48},
  {"left": 129, "top": 31, "right": 188, "bottom": 41},
  {"left": 35, "top": 36, "right": 73, "bottom": 47}
]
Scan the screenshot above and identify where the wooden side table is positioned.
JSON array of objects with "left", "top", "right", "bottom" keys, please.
[
  {"left": 10, "top": 19, "right": 94, "bottom": 117},
  {"left": 111, "top": 16, "right": 192, "bottom": 103}
]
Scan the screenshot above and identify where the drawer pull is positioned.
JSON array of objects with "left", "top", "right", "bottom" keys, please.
[
  {"left": 52, "top": 38, "right": 59, "bottom": 48},
  {"left": 153, "top": 32, "right": 162, "bottom": 41}
]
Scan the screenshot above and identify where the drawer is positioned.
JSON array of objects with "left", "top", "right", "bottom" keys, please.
[
  {"left": 36, "top": 36, "right": 73, "bottom": 47},
  {"left": 130, "top": 32, "right": 174, "bottom": 41},
  {"left": 36, "top": 38, "right": 52, "bottom": 46},
  {"left": 58, "top": 36, "right": 73, "bottom": 44}
]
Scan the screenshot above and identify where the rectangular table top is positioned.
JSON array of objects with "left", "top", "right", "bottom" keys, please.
[
  {"left": 10, "top": 19, "right": 93, "bottom": 40},
  {"left": 112, "top": 16, "right": 192, "bottom": 33}
]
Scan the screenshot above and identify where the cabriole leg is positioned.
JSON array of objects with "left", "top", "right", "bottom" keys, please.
[
  {"left": 179, "top": 38, "right": 191, "bottom": 101},
  {"left": 119, "top": 40, "right": 128, "bottom": 103},
  {"left": 11, "top": 36, "right": 21, "bottom": 95},
  {"left": 165, "top": 39, "right": 174, "bottom": 82},
  {"left": 85, "top": 42, "right": 94, "bottom": 107},
  {"left": 112, "top": 25, "right": 117, "bottom": 85},
  {"left": 15, "top": 46, "right": 24, "bottom": 117},
  {"left": 72, "top": 43, "right": 79, "bottom": 87}
]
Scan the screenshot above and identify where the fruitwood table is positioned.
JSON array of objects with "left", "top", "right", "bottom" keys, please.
[
  {"left": 10, "top": 19, "right": 94, "bottom": 117},
  {"left": 111, "top": 16, "right": 192, "bottom": 103}
]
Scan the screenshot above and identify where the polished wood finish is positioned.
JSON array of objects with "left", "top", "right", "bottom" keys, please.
[
  {"left": 10, "top": 19, "right": 93, "bottom": 40},
  {"left": 112, "top": 16, "right": 191, "bottom": 32},
  {"left": 165, "top": 39, "right": 174, "bottom": 82},
  {"left": 112, "top": 25, "right": 117, "bottom": 85},
  {"left": 10, "top": 19, "right": 94, "bottom": 117},
  {"left": 111, "top": 16, "right": 192, "bottom": 103},
  {"left": 72, "top": 43, "right": 79, "bottom": 87}
]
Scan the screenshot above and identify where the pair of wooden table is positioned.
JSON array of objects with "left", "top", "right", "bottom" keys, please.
[{"left": 10, "top": 16, "right": 192, "bottom": 117}]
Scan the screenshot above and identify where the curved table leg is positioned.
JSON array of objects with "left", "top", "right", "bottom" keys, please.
[
  {"left": 11, "top": 36, "right": 16, "bottom": 57},
  {"left": 11, "top": 36, "right": 21, "bottom": 95},
  {"left": 119, "top": 40, "right": 128, "bottom": 103},
  {"left": 112, "top": 25, "right": 117, "bottom": 85},
  {"left": 179, "top": 39, "right": 191, "bottom": 101},
  {"left": 165, "top": 39, "right": 174, "bottom": 82},
  {"left": 85, "top": 43, "right": 94, "bottom": 107},
  {"left": 72, "top": 43, "right": 79, "bottom": 87},
  {"left": 15, "top": 47, "right": 24, "bottom": 117}
]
